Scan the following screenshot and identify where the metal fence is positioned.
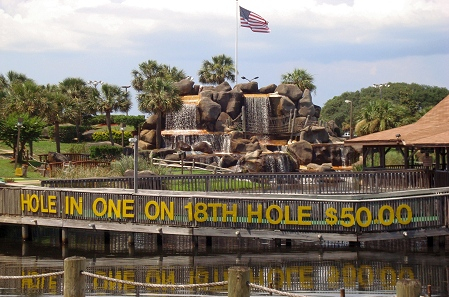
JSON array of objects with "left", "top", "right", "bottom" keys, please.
[{"left": 41, "top": 170, "right": 431, "bottom": 195}]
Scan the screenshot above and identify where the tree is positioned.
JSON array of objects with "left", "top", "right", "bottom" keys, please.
[
  {"left": 41, "top": 84, "right": 73, "bottom": 153},
  {"left": 132, "top": 60, "right": 185, "bottom": 149},
  {"left": 132, "top": 60, "right": 185, "bottom": 91},
  {"left": 96, "top": 84, "right": 132, "bottom": 145},
  {"left": 198, "top": 54, "right": 235, "bottom": 85},
  {"left": 0, "top": 113, "right": 45, "bottom": 164},
  {"left": 321, "top": 83, "right": 449, "bottom": 136},
  {"left": 59, "top": 78, "right": 97, "bottom": 141},
  {"left": 355, "top": 99, "right": 405, "bottom": 136},
  {"left": 281, "top": 68, "right": 316, "bottom": 92}
]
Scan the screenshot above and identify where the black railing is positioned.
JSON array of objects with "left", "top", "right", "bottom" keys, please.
[{"left": 41, "top": 170, "right": 432, "bottom": 195}]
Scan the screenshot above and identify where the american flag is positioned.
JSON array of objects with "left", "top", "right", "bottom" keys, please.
[{"left": 239, "top": 6, "right": 270, "bottom": 33}]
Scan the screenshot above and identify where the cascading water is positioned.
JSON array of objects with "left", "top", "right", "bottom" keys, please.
[
  {"left": 163, "top": 133, "right": 231, "bottom": 153},
  {"left": 244, "top": 96, "right": 271, "bottom": 134},
  {"left": 263, "top": 153, "right": 293, "bottom": 172},
  {"left": 165, "top": 104, "right": 197, "bottom": 130}
]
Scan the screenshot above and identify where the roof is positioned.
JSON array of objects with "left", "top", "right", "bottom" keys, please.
[{"left": 345, "top": 94, "right": 449, "bottom": 148}]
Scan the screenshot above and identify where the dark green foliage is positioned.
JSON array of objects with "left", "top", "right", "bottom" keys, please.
[
  {"left": 47, "top": 125, "right": 91, "bottom": 143},
  {"left": 85, "top": 115, "right": 145, "bottom": 131},
  {"left": 90, "top": 145, "right": 123, "bottom": 161},
  {"left": 0, "top": 113, "right": 46, "bottom": 164},
  {"left": 92, "top": 129, "right": 133, "bottom": 145},
  {"left": 320, "top": 83, "right": 449, "bottom": 131}
]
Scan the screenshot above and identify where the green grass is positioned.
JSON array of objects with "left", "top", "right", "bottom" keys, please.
[{"left": 0, "top": 140, "right": 81, "bottom": 180}]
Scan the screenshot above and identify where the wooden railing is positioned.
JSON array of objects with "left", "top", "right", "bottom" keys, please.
[{"left": 41, "top": 169, "right": 432, "bottom": 195}]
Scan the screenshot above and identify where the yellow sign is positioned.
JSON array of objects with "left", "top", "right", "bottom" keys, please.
[{"left": 20, "top": 193, "right": 414, "bottom": 228}]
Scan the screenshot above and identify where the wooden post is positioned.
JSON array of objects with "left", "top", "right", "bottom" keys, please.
[
  {"left": 340, "top": 288, "right": 345, "bottom": 297},
  {"left": 64, "top": 256, "right": 86, "bottom": 297},
  {"left": 396, "top": 279, "right": 422, "bottom": 297},
  {"left": 22, "top": 225, "right": 31, "bottom": 241},
  {"left": 61, "top": 228, "right": 68, "bottom": 245},
  {"left": 228, "top": 266, "right": 250, "bottom": 297}
]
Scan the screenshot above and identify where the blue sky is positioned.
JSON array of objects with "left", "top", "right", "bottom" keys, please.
[{"left": 1, "top": 0, "right": 448, "bottom": 116}]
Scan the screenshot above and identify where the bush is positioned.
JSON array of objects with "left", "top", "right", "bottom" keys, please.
[
  {"left": 47, "top": 125, "right": 91, "bottom": 143},
  {"left": 92, "top": 129, "right": 133, "bottom": 145},
  {"left": 86, "top": 115, "right": 146, "bottom": 131},
  {"left": 90, "top": 145, "right": 123, "bottom": 161}
]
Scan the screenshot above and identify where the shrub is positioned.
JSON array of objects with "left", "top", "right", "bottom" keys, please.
[
  {"left": 47, "top": 125, "right": 91, "bottom": 143},
  {"left": 92, "top": 129, "right": 133, "bottom": 145},
  {"left": 90, "top": 145, "right": 123, "bottom": 161}
]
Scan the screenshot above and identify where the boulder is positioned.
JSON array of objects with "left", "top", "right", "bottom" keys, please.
[
  {"left": 192, "top": 141, "right": 213, "bottom": 154},
  {"left": 137, "top": 140, "right": 154, "bottom": 150},
  {"left": 235, "top": 81, "right": 259, "bottom": 93},
  {"left": 47, "top": 152, "right": 70, "bottom": 163},
  {"left": 174, "top": 78, "right": 195, "bottom": 96},
  {"left": 270, "top": 95, "right": 296, "bottom": 117},
  {"left": 215, "top": 112, "right": 232, "bottom": 132},
  {"left": 198, "top": 97, "right": 221, "bottom": 124},
  {"left": 259, "top": 84, "right": 277, "bottom": 94},
  {"left": 176, "top": 141, "right": 192, "bottom": 152},
  {"left": 140, "top": 129, "right": 157, "bottom": 144},
  {"left": 275, "top": 84, "right": 303, "bottom": 103},
  {"left": 214, "top": 81, "right": 232, "bottom": 92},
  {"left": 287, "top": 140, "right": 313, "bottom": 166},
  {"left": 141, "top": 114, "right": 158, "bottom": 131},
  {"left": 219, "top": 154, "right": 238, "bottom": 168},
  {"left": 215, "top": 91, "right": 231, "bottom": 112},
  {"left": 226, "top": 91, "right": 244, "bottom": 119},
  {"left": 300, "top": 126, "right": 330, "bottom": 143}
]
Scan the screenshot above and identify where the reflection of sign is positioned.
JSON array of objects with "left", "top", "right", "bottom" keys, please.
[
  {"left": 423, "top": 155, "right": 433, "bottom": 167},
  {"left": 20, "top": 193, "right": 413, "bottom": 228}
]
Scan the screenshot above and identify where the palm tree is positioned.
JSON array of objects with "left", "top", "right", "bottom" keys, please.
[
  {"left": 355, "top": 99, "right": 403, "bottom": 136},
  {"left": 96, "top": 83, "right": 132, "bottom": 145},
  {"left": 60, "top": 78, "right": 96, "bottom": 141},
  {"left": 132, "top": 60, "right": 185, "bottom": 149},
  {"left": 137, "top": 78, "right": 182, "bottom": 148},
  {"left": 42, "top": 84, "right": 72, "bottom": 153},
  {"left": 198, "top": 54, "right": 235, "bottom": 85},
  {"left": 281, "top": 68, "right": 316, "bottom": 92},
  {"left": 132, "top": 60, "right": 185, "bottom": 92}
]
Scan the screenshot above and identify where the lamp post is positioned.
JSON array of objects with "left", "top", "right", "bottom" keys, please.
[
  {"left": 241, "top": 76, "right": 259, "bottom": 82},
  {"left": 129, "top": 136, "right": 138, "bottom": 193},
  {"left": 14, "top": 117, "right": 23, "bottom": 169},
  {"left": 373, "top": 83, "right": 390, "bottom": 99},
  {"left": 120, "top": 123, "right": 126, "bottom": 148},
  {"left": 344, "top": 100, "right": 353, "bottom": 139}
]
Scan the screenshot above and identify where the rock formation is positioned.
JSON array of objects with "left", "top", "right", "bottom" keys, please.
[{"left": 136, "top": 79, "right": 348, "bottom": 173}]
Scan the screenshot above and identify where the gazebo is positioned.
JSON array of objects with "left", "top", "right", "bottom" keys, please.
[{"left": 345, "top": 95, "right": 449, "bottom": 186}]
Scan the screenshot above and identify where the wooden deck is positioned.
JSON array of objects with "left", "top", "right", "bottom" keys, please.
[{"left": 1, "top": 182, "right": 449, "bottom": 244}]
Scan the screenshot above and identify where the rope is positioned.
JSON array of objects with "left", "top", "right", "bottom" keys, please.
[
  {"left": 0, "top": 271, "right": 64, "bottom": 279},
  {"left": 0, "top": 271, "right": 305, "bottom": 297},
  {"left": 81, "top": 271, "right": 228, "bottom": 289},
  {"left": 248, "top": 282, "right": 307, "bottom": 297}
]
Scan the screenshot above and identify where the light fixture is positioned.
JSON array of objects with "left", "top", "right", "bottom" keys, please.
[
  {"left": 121, "top": 85, "right": 131, "bottom": 93},
  {"left": 241, "top": 76, "right": 259, "bottom": 82},
  {"left": 88, "top": 80, "right": 103, "bottom": 88},
  {"left": 88, "top": 223, "right": 96, "bottom": 229}
]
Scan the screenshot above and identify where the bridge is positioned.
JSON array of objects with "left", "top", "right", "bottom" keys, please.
[{"left": 1, "top": 169, "right": 449, "bottom": 247}]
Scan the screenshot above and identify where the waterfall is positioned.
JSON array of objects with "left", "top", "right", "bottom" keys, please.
[
  {"left": 244, "top": 96, "right": 271, "bottom": 134},
  {"left": 263, "top": 153, "right": 292, "bottom": 172},
  {"left": 163, "top": 133, "right": 231, "bottom": 153},
  {"left": 165, "top": 104, "right": 197, "bottom": 130}
]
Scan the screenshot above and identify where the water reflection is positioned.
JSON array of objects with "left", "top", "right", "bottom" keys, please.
[{"left": 0, "top": 229, "right": 447, "bottom": 296}]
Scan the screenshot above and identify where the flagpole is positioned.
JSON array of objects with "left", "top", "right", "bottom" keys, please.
[{"left": 235, "top": 0, "right": 238, "bottom": 85}]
